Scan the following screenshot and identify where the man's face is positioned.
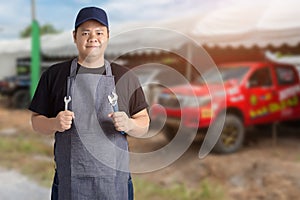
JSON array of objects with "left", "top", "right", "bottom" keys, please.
[{"left": 73, "top": 20, "right": 109, "bottom": 60}]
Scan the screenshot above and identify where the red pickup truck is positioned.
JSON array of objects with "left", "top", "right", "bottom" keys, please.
[{"left": 151, "top": 62, "right": 300, "bottom": 154}]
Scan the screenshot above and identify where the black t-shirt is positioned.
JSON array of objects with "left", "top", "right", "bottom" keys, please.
[
  {"left": 29, "top": 59, "right": 148, "bottom": 118},
  {"left": 77, "top": 64, "right": 105, "bottom": 74}
]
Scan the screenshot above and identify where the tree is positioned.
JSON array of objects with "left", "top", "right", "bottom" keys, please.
[{"left": 20, "top": 23, "right": 61, "bottom": 38}]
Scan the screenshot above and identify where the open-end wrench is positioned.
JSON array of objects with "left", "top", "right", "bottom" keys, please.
[
  {"left": 108, "top": 92, "right": 125, "bottom": 135},
  {"left": 64, "top": 96, "right": 71, "bottom": 111}
]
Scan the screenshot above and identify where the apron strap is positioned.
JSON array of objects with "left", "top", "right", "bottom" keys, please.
[
  {"left": 66, "top": 58, "right": 78, "bottom": 98},
  {"left": 104, "top": 59, "right": 113, "bottom": 76},
  {"left": 104, "top": 60, "right": 120, "bottom": 111},
  {"left": 70, "top": 58, "right": 78, "bottom": 77}
]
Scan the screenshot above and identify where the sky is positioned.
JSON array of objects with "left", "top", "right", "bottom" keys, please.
[
  {"left": 0, "top": 0, "right": 281, "bottom": 40},
  {"left": 0, "top": 0, "right": 225, "bottom": 39}
]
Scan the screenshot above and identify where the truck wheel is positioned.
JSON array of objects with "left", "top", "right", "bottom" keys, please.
[
  {"left": 213, "top": 114, "right": 245, "bottom": 154},
  {"left": 12, "top": 89, "right": 30, "bottom": 109},
  {"left": 163, "top": 125, "right": 177, "bottom": 142}
]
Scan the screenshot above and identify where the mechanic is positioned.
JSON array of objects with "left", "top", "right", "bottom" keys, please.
[{"left": 29, "top": 6, "right": 149, "bottom": 200}]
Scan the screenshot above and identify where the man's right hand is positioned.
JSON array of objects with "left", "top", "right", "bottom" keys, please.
[{"left": 55, "top": 111, "right": 75, "bottom": 132}]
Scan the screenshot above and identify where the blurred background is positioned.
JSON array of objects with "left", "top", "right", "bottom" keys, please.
[{"left": 1, "top": 0, "right": 300, "bottom": 199}]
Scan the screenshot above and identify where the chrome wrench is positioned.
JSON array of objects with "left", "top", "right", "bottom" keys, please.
[
  {"left": 108, "top": 91, "right": 125, "bottom": 135},
  {"left": 64, "top": 96, "right": 71, "bottom": 111}
]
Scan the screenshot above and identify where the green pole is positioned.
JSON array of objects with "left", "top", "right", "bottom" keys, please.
[{"left": 30, "top": 19, "right": 40, "bottom": 98}]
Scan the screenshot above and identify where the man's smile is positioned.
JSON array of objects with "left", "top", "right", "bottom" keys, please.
[{"left": 86, "top": 45, "right": 100, "bottom": 48}]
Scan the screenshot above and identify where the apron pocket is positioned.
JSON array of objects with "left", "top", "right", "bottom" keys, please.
[
  {"left": 71, "top": 176, "right": 117, "bottom": 200},
  {"left": 71, "top": 132, "right": 117, "bottom": 177}
]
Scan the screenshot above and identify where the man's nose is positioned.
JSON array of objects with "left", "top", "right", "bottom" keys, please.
[{"left": 88, "top": 33, "right": 98, "bottom": 43}]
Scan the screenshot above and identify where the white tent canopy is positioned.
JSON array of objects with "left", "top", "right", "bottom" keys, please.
[
  {"left": 0, "top": 0, "right": 300, "bottom": 58},
  {"left": 41, "top": 31, "right": 76, "bottom": 57},
  {"left": 35, "top": 14, "right": 203, "bottom": 57},
  {"left": 192, "top": 0, "right": 300, "bottom": 48}
]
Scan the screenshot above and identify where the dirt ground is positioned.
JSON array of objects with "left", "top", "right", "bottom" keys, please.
[
  {"left": 130, "top": 131, "right": 300, "bottom": 200},
  {"left": 1, "top": 99, "right": 300, "bottom": 200}
]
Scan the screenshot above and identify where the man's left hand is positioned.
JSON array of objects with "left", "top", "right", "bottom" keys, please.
[{"left": 108, "top": 111, "right": 133, "bottom": 133}]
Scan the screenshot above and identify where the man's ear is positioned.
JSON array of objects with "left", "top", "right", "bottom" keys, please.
[{"left": 73, "top": 30, "right": 76, "bottom": 43}]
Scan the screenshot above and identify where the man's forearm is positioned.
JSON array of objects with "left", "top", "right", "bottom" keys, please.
[
  {"left": 126, "top": 108, "right": 150, "bottom": 137},
  {"left": 31, "top": 114, "right": 57, "bottom": 135},
  {"left": 127, "top": 114, "right": 150, "bottom": 137},
  {"left": 31, "top": 111, "right": 74, "bottom": 135}
]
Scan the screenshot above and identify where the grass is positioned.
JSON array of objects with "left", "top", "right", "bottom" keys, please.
[
  {"left": 296, "top": 154, "right": 300, "bottom": 162},
  {"left": 133, "top": 178, "right": 226, "bottom": 200},
  {"left": 0, "top": 133, "right": 55, "bottom": 187},
  {"left": 0, "top": 128, "right": 226, "bottom": 200}
]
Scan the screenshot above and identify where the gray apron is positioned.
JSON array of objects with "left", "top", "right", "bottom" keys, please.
[{"left": 54, "top": 58, "right": 129, "bottom": 200}]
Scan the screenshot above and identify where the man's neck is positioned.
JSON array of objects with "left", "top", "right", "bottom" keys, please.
[{"left": 78, "top": 56, "right": 105, "bottom": 68}]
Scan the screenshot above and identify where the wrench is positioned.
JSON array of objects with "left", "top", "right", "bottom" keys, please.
[
  {"left": 64, "top": 96, "right": 71, "bottom": 111},
  {"left": 108, "top": 92, "right": 125, "bottom": 135}
]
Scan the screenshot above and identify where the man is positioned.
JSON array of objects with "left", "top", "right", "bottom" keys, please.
[{"left": 29, "top": 6, "right": 149, "bottom": 200}]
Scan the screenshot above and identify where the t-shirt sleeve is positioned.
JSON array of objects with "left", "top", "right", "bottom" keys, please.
[
  {"left": 28, "top": 71, "right": 50, "bottom": 117},
  {"left": 126, "top": 71, "right": 148, "bottom": 116},
  {"left": 115, "top": 67, "right": 148, "bottom": 116},
  {"left": 129, "top": 78, "right": 149, "bottom": 116}
]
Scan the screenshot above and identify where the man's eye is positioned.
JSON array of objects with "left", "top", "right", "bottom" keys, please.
[
  {"left": 82, "top": 32, "right": 89, "bottom": 36},
  {"left": 97, "top": 32, "right": 104, "bottom": 35}
]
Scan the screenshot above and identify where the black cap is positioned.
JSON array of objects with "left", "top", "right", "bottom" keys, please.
[{"left": 75, "top": 7, "right": 109, "bottom": 29}]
